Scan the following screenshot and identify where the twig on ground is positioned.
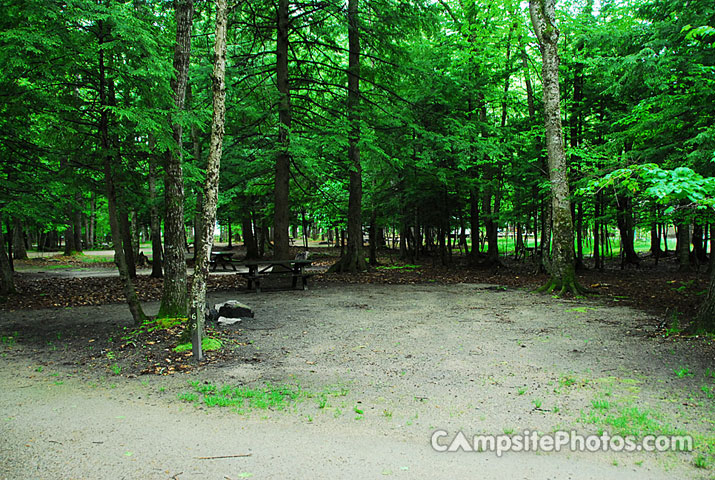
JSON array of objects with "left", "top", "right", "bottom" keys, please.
[{"left": 196, "top": 453, "right": 252, "bottom": 460}]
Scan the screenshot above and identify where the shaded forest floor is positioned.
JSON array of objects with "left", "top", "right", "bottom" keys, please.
[
  {"left": 1, "top": 282, "right": 713, "bottom": 479},
  {"left": 1, "top": 248, "right": 714, "bottom": 478},
  {"left": 3, "top": 246, "right": 709, "bottom": 330}
]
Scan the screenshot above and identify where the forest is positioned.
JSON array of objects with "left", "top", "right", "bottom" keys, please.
[
  {"left": 2, "top": 1, "right": 715, "bottom": 475},
  {"left": 2, "top": 0, "right": 715, "bottom": 343}
]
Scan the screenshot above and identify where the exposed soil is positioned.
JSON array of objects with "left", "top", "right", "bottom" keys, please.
[
  {"left": 1, "top": 269, "right": 714, "bottom": 478},
  {"left": 5, "top": 249, "right": 710, "bottom": 325}
]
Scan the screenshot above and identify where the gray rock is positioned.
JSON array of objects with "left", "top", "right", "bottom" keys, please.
[
  {"left": 217, "top": 316, "right": 242, "bottom": 327},
  {"left": 215, "top": 300, "right": 254, "bottom": 319}
]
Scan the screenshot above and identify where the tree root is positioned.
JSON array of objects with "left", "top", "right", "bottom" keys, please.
[{"left": 535, "top": 277, "right": 595, "bottom": 297}]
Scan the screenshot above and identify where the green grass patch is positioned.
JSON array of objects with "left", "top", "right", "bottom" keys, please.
[
  {"left": 375, "top": 264, "right": 421, "bottom": 271},
  {"left": 581, "top": 398, "right": 679, "bottom": 438},
  {"left": 79, "top": 254, "right": 115, "bottom": 263},
  {"left": 173, "top": 337, "right": 222, "bottom": 353},
  {"left": 178, "top": 381, "right": 348, "bottom": 414},
  {"left": 120, "top": 317, "right": 187, "bottom": 344},
  {"left": 155, "top": 317, "right": 186, "bottom": 330}
]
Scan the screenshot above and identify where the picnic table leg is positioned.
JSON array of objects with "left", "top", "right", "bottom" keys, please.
[{"left": 302, "top": 274, "right": 308, "bottom": 290}]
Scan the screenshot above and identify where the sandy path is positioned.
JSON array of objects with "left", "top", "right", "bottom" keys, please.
[{"left": 1, "top": 283, "right": 712, "bottom": 479}]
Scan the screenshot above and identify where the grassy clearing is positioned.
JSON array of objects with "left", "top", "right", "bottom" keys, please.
[{"left": 178, "top": 381, "right": 349, "bottom": 414}]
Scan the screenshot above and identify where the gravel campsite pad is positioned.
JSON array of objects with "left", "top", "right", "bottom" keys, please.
[{"left": 1, "top": 282, "right": 713, "bottom": 479}]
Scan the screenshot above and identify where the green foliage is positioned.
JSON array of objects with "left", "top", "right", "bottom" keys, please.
[
  {"left": 173, "top": 337, "right": 222, "bottom": 353},
  {"left": 178, "top": 381, "right": 348, "bottom": 413}
]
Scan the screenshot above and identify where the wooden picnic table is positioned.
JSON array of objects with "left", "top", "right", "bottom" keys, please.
[
  {"left": 238, "top": 259, "right": 313, "bottom": 293},
  {"left": 210, "top": 251, "right": 236, "bottom": 271}
]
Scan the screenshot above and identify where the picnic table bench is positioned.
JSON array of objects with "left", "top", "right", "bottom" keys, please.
[
  {"left": 210, "top": 251, "right": 236, "bottom": 271},
  {"left": 238, "top": 259, "right": 313, "bottom": 293}
]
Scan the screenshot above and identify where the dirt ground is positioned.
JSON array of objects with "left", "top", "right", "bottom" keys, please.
[{"left": 1, "top": 279, "right": 713, "bottom": 479}]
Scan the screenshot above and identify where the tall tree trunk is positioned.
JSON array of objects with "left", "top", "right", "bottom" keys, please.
[
  {"left": 0, "top": 225, "right": 15, "bottom": 295},
  {"left": 616, "top": 195, "right": 639, "bottom": 267},
  {"left": 693, "top": 223, "right": 707, "bottom": 264},
  {"left": 459, "top": 206, "right": 469, "bottom": 256},
  {"left": 468, "top": 186, "right": 480, "bottom": 265},
  {"left": 593, "top": 194, "right": 601, "bottom": 270},
  {"left": 188, "top": 0, "right": 227, "bottom": 361},
  {"left": 120, "top": 207, "right": 137, "bottom": 278},
  {"left": 676, "top": 220, "right": 691, "bottom": 271},
  {"left": 650, "top": 207, "right": 662, "bottom": 260},
  {"left": 98, "top": 22, "right": 146, "bottom": 325},
  {"left": 273, "top": 0, "right": 291, "bottom": 260},
  {"left": 63, "top": 226, "right": 75, "bottom": 256},
  {"left": 12, "top": 219, "right": 28, "bottom": 260},
  {"left": 530, "top": 0, "right": 580, "bottom": 294},
  {"left": 483, "top": 191, "right": 500, "bottom": 265},
  {"left": 159, "top": 0, "right": 194, "bottom": 318},
  {"left": 89, "top": 193, "right": 96, "bottom": 248},
  {"left": 575, "top": 202, "right": 585, "bottom": 270},
  {"left": 693, "top": 263, "right": 715, "bottom": 332},
  {"left": 329, "top": 0, "right": 366, "bottom": 273},
  {"left": 73, "top": 192, "right": 83, "bottom": 252},
  {"left": 194, "top": 190, "right": 204, "bottom": 261},
  {"left": 368, "top": 208, "right": 378, "bottom": 265},
  {"left": 149, "top": 139, "right": 163, "bottom": 278},
  {"left": 242, "top": 213, "right": 259, "bottom": 259}
]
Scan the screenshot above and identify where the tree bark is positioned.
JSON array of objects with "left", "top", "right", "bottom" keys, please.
[
  {"left": 73, "top": 192, "right": 83, "bottom": 252},
  {"left": 676, "top": 221, "right": 691, "bottom": 271},
  {"left": 692, "top": 223, "right": 707, "bottom": 264},
  {"left": 188, "top": 0, "right": 227, "bottom": 361},
  {"left": 148, "top": 139, "right": 163, "bottom": 278},
  {"left": 329, "top": 0, "right": 366, "bottom": 273},
  {"left": 120, "top": 206, "right": 137, "bottom": 279},
  {"left": 468, "top": 186, "right": 480, "bottom": 265},
  {"left": 242, "top": 213, "right": 259, "bottom": 259},
  {"left": 368, "top": 207, "right": 378, "bottom": 266},
  {"left": 159, "top": 0, "right": 194, "bottom": 318},
  {"left": 483, "top": 190, "right": 500, "bottom": 265},
  {"left": 88, "top": 193, "right": 96, "bottom": 248},
  {"left": 616, "top": 195, "right": 639, "bottom": 267},
  {"left": 12, "top": 219, "right": 28, "bottom": 260},
  {"left": 650, "top": 210, "right": 662, "bottom": 260},
  {"left": 0, "top": 225, "right": 15, "bottom": 295},
  {"left": 530, "top": 0, "right": 580, "bottom": 294},
  {"left": 273, "top": 0, "right": 291, "bottom": 260},
  {"left": 98, "top": 21, "right": 146, "bottom": 325}
]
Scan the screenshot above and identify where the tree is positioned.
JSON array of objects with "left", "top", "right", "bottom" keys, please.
[
  {"left": 159, "top": 0, "right": 194, "bottom": 319},
  {"left": 188, "top": 0, "right": 228, "bottom": 361},
  {"left": 273, "top": 0, "right": 291, "bottom": 260},
  {"left": 0, "top": 225, "right": 14, "bottom": 295},
  {"left": 98, "top": 17, "right": 147, "bottom": 326},
  {"left": 329, "top": 0, "right": 367, "bottom": 273},
  {"left": 529, "top": 0, "right": 582, "bottom": 294}
]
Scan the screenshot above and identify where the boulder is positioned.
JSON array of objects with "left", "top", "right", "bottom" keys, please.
[
  {"left": 215, "top": 300, "right": 254, "bottom": 319},
  {"left": 217, "top": 316, "right": 242, "bottom": 328}
]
